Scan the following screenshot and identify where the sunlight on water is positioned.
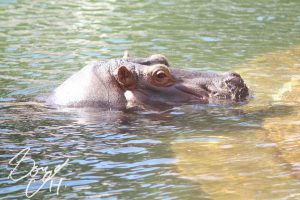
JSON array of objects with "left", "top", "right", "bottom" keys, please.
[{"left": 172, "top": 46, "right": 300, "bottom": 200}]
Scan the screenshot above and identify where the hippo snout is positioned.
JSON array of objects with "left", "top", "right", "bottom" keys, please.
[{"left": 224, "top": 72, "right": 249, "bottom": 101}]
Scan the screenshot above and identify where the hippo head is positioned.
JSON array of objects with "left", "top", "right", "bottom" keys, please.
[
  {"left": 115, "top": 54, "right": 249, "bottom": 108},
  {"left": 51, "top": 53, "right": 249, "bottom": 110}
]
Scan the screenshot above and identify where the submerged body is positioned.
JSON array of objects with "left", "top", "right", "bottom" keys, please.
[{"left": 49, "top": 53, "right": 249, "bottom": 110}]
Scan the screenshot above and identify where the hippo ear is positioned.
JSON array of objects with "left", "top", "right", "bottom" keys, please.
[
  {"left": 123, "top": 51, "right": 131, "bottom": 58},
  {"left": 114, "top": 66, "right": 136, "bottom": 90}
]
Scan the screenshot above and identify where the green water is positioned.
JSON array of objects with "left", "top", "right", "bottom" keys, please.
[{"left": 1, "top": 0, "right": 300, "bottom": 199}]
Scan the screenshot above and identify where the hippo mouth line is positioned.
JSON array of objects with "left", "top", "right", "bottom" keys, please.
[
  {"left": 175, "top": 79, "right": 249, "bottom": 103},
  {"left": 174, "top": 85, "right": 209, "bottom": 103}
]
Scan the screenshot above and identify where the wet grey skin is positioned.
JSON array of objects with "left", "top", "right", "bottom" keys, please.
[{"left": 48, "top": 53, "right": 249, "bottom": 110}]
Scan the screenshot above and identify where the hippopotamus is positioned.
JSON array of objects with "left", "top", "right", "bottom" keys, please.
[{"left": 48, "top": 53, "right": 249, "bottom": 110}]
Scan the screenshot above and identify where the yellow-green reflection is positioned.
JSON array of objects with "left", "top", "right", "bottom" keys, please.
[{"left": 172, "top": 46, "right": 300, "bottom": 199}]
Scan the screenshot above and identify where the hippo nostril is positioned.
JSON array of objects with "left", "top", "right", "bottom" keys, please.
[
  {"left": 229, "top": 72, "right": 241, "bottom": 78},
  {"left": 225, "top": 77, "right": 243, "bottom": 89},
  {"left": 224, "top": 75, "right": 249, "bottom": 101},
  {"left": 226, "top": 78, "right": 249, "bottom": 101}
]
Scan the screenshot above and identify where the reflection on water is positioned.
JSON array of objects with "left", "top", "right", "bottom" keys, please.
[{"left": 1, "top": 0, "right": 300, "bottom": 199}]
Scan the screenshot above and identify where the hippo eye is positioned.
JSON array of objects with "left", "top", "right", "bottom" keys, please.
[
  {"left": 149, "top": 65, "right": 175, "bottom": 87},
  {"left": 156, "top": 71, "right": 167, "bottom": 80}
]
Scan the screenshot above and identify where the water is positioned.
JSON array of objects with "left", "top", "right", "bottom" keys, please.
[{"left": 1, "top": 0, "right": 300, "bottom": 199}]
